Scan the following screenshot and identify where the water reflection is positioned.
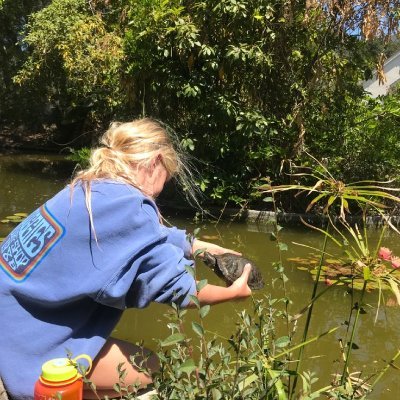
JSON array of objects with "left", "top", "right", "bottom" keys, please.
[{"left": 1, "top": 153, "right": 399, "bottom": 399}]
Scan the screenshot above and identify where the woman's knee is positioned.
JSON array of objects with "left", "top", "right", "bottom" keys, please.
[{"left": 84, "top": 337, "right": 159, "bottom": 397}]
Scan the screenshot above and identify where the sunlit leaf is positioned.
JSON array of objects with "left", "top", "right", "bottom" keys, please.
[
  {"left": 178, "top": 358, "right": 196, "bottom": 374},
  {"left": 192, "top": 321, "right": 204, "bottom": 337},
  {"left": 238, "top": 373, "right": 259, "bottom": 391},
  {"left": 263, "top": 196, "right": 273, "bottom": 203},
  {"left": 363, "top": 266, "right": 371, "bottom": 281},
  {"left": 161, "top": 333, "right": 186, "bottom": 347},
  {"left": 275, "top": 336, "right": 290, "bottom": 348},
  {"left": 196, "top": 279, "right": 208, "bottom": 292},
  {"left": 278, "top": 242, "right": 288, "bottom": 251},
  {"left": 189, "top": 295, "right": 200, "bottom": 309},
  {"left": 199, "top": 305, "right": 210, "bottom": 319},
  {"left": 388, "top": 278, "right": 400, "bottom": 305}
]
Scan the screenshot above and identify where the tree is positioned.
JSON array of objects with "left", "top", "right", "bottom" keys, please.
[
  {"left": 4, "top": 0, "right": 400, "bottom": 206},
  {"left": 0, "top": 1, "right": 50, "bottom": 125},
  {"left": 10, "top": 0, "right": 124, "bottom": 142},
  {"left": 122, "top": 0, "right": 400, "bottom": 203}
]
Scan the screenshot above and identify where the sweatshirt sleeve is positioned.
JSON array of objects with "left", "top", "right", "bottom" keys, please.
[
  {"left": 94, "top": 196, "right": 196, "bottom": 309},
  {"left": 160, "top": 225, "right": 193, "bottom": 258},
  {"left": 126, "top": 239, "right": 197, "bottom": 308}
]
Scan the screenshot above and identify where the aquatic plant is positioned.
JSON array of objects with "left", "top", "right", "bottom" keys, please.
[
  {"left": 149, "top": 293, "right": 343, "bottom": 400},
  {"left": 0, "top": 213, "right": 28, "bottom": 243},
  {"left": 83, "top": 286, "right": 399, "bottom": 399},
  {"left": 0, "top": 212, "right": 28, "bottom": 224},
  {"left": 259, "top": 154, "right": 400, "bottom": 397}
]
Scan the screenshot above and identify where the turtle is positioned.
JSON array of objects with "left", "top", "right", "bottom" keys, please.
[{"left": 202, "top": 252, "right": 265, "bottom": 290}]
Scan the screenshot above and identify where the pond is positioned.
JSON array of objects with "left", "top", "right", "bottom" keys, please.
[{"left": 1, "top": 153, "right": 400, "bottom": 399}]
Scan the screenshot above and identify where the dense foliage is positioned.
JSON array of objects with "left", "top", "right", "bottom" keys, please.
[{"left": 1, "top": 0, "right": 400, "bottom": 207}]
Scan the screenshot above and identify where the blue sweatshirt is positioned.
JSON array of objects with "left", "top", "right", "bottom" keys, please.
[{"left": 0, "top": 180, "right": 196, "bottom": 399}]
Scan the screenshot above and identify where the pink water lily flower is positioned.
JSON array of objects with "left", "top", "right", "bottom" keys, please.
[
  {"left": 378, "top": 247, "right": 392, "bottom": 261},
  {"left": 391, "top": 256, "right": 400, "bottom": 269}
]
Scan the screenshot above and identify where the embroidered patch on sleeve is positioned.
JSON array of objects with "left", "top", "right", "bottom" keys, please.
[{"left": 0, "top": 205, "right": 65, "bottom": 282}]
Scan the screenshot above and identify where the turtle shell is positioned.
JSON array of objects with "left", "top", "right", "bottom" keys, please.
[{"left": 202, "top": 252, "right": 265, "bottom": 290}]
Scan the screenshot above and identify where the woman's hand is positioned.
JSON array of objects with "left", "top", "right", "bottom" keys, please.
[
  {"left": 192, "top": 263, "right": 252, "bottom": 306},
  {"left": 228, "top": 263, "right": 252, "bottom": 299},
  {"left": 192, "top": 239, "right": 241, "bottom": 257}
]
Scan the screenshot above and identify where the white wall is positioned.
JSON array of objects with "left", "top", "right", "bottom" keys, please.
[{"left": 363, "top": 51, "right": 400, "bottom": 97}]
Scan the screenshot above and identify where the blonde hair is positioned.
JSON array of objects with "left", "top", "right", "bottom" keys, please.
[
  {"left": 71, "top": 118, "right": 201, "bottom": 237},
  {"left": 72, "top": 118, "right": 180, "bottom": 187}
]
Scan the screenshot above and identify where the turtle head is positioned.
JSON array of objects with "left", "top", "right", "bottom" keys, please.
[{"left": 202, "top": 251, "right": 217, "bottom": 267}]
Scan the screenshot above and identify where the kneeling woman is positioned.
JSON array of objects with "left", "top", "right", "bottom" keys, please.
[{"left": 0, "top": 118, "right": 252, "bottom": 399}]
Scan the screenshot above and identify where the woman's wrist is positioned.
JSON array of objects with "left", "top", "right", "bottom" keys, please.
[{"left": 225, "top": 284, "right": 240, "bottom": 300}]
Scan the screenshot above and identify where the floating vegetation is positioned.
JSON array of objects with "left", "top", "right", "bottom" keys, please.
[
  {"left": 287, "top": 254, "right": 400, "bottom": 292},
  {"left": 0, "top": 212, "right": 28, "bottom": 224},
  {"left": 329, "top": 371, "right": 371, "bottom": 398}
]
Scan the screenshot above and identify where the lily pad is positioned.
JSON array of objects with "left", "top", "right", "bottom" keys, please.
[
  {"left": 0, "top": 212, "right": 27, "bottom": 224},
  {"left": 288, "top": 254, "right": 400, "bottom": 292}
]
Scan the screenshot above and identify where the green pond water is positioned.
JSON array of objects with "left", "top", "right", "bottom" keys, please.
[{"left": 1, "top": 153, "right": 400, "bottom": 398}]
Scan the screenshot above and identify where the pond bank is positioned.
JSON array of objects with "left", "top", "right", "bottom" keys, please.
[
  {"left": 0, "top": 126, "right": 61, "bottom": 152},
  {"left": 162, "top": 203, "right": 400, "bottom": 228},
  {"left": 1, "top": 147, "right": 399, "bottom": 230}
]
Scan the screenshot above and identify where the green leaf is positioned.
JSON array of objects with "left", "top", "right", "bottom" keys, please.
[
  {"left": 327, "top": 195, "right": 336, "bottom": 206},
  {"left": 185, "top": 265, "right": 196, "bottom": 278},
  {"left": 238, "top": 373, "right": 259, "bottom": 391},
  {"left": 388, "top": 278, "right": 400, "bottom": 305},
  {"left": 199, "top": 305, "right": 210, "bottom": 318},
  {"left": 196, "top": 279, "right": 208, "bottom": 292},
  {"left": 363, "top": 266, "right": 371, "bottom": 281},
  {"left": 306, "top": 193, "right": 327, "bottom": 212},
  {"left": 160, "top": 333, "right": 186, "bottom": 347},
  {"left": 267, "top": 369, "right": 288, "bottom": 400},
  {"left": 211, "top": 388, "right": 222, "bottom": 400},
  {"left": 5, "top": 215, "right": 24, "bottom": 220},
  {"left": 193, "top": 227, "right": 201, "bottom": 237},
  {"left": 192, "top": 321, "right": 204, "bottom": 337},
  {"left": 263, "top": 197, "right": 273, "bottom": 203},
  {"left": 189, "top": 295, "right": 200, "bottom": 309},
  {"left": 193, "top": 248, "right": 206, "bottom": 258},
  {"left": 275, "top": 336, "right": 290, "bottom": 348},
  {"left": 278, "top": 242, "right": 288, "bottom": 251},
  {"left": 178, "top": 358, "right": 196, "bottom": 374}
]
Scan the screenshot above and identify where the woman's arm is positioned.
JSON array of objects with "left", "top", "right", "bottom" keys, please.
[
  {"left": 192, "top": 238, "right": 242, "bottom": 257},
  {"left": 188, "top": 264, "right": 252, "bottom": 306}
]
